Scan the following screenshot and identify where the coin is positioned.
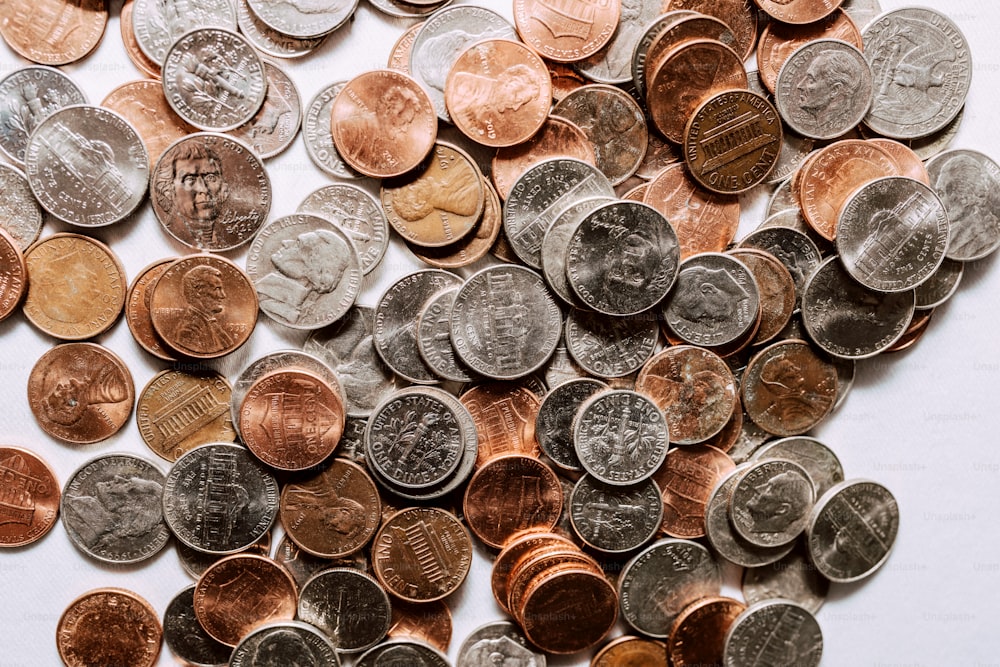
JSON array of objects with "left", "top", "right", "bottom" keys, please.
[
  {"left": 757, "top": 8, "right": 862, "bottom": 94},
  {"left": 564, "top": 308, "right": 660, "bottom": 378},
  {"left": 388, "top": 21, "right": 422, "bottom": 73},
  {"left": 727, "top": 248, "right": 795, "bottom": 345},
  {"left": 298, "top": 183, "right": 390, "bottom": 275},
  {"left": 0, "top": 226, "right": 25, "bottom": 323},
  {"left": 56, "top": 588, "right": 162, "bottom": 667},
  {"left": 513, "top": 0, "right": 619, "bottom": 63},
  {"left": 914, "top": 257, "right": 963, "bottom": 309},
  {"left": 752, "top": 436, "right": 844, "bottom": 499},
  {"left": 925, "top": 149, "right": 1000, "bottom": 261},
  {"left": 387, "top": 599, "right": 453, "bottom": 654},
  {"left": 356, "top": 640, "right": 450, "bottom": 667},
  {"left": 541, "top": 195, "right": 615, "bottom": 307},
  {"left": 491, "top": 116, "right": 598, "bottom": 200},
  {"left": 668, "top": 596, "right": 745, "bottom": 667},
  {"left": 120, "top": 1, "right": 160, "bottom": 78},
  {"left": 723, "top": 599, "right": 823, "bottom": 667},
  {"left": 101, "top": 79, "right": 194, "bottom": 166},
  {"left": 460, "top": 382, "right": 541, "bottom": 466},
  {"left": 229, "top": 620, "right": 340, "bottom": 667},
  {"left": 410, "top": 176, "right": 503, "bottom": 269},
  {"left": 163, "top": 585, "right": 231, "bottom": 667},
  {"left": 0, "top": 65, "right": 87, "bottom": 165},
  {"left": 298, "top": 568, "right": 391, "bottom": 653},
  {"left": 738, "top": 226, "right": 822, "bottom": 310},
  {"left": 518, "top": 567, "right": 618, "bottom": 654},
  {"left": 246, "top": 0, "right": 356, "bottom": 38},
  {"left": 574, "top": 389, "right": 669, "bottom": 486},
  {"left": 229, "top": 60, "right": 303, "bottom": 159},
  {"left": 730, "top": 459, "right": 815, "bottom": 547},
  {"left": 741, "top": 543, "right": 830, "bottom": 613},
  {"left": 0, "top": 446, "right": 60, "bottom": 547},
  {"left": 137, "top": 368, "right": 235, "bottom": 462},
  {"left": 303, "top": 81, "right": 362, "bottom": 179},
  {"left": 132, "top": 0, "right": 236, "bottom": 66},
  {"left": 592, "top": 635, "right": 669, "bottom": 667},
  {"left": 236, "top": 0, "right": 328, "bottom": 59},
  {"left": 458, "top": 620, "right": 545, "bottom": 667},
  {"left": 535, "top": 377, "right": 607, "bottom": 473},
  {"left": 416, "top": 289, "right": 476, "bottom": 383},
  {"left": 570, "top": 474, "right": 663, "bottom": 554},
  {"left": 27, "top": 342, "right": 134, "bottom": 445},
  {"left": 667, "top": 0, "right": 758, "bottom": 61},
  {"left": 0, "top": 0, "right": 107, "bottom": 66},
  {"left": 653, "top": 444, "right": 736, "bottom": 538}
]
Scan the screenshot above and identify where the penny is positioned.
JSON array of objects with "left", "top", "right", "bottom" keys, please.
[
  {"left": 758, "top": 0, "right": 842, "bottom": 23},
  {"left": 0, "top": 0, "right": 106, "bottom": 65},
  {"left": 643, "top": 13, "right": 737, "bottom": 97},
  {"left": 491, "top": 116, "right": 598, "bottom": 200},
  {"left": 460, "top": 382, "right": 541, "bottom": 466},
  {"left": 162, "top": 443, "right": 279, "bottom": 555},
  {"left": 926, "top": 149, "right": 1000, "bottom": 261},
  {"left": 491, "top": 531, "right": 574, "bottom": 612},
  {"left": 0, "top": 446, "right": 60, "bottom": 547},
  {"left": 703, "top": 400, "right": 743, "bottom": 454},
  {"left": 388, "top": 21, "right": 423, "bottom": 73},
  {"left": 742, "top": 542, "right": 830, "bottom": 614},
  {"left": 565, "top": 308, "right": 660, "bottom": 379},
  {"left": 0, "top": 65, "right": 87, "bottom": 165},
  {"left": 246, "top": 0, "right": 355, "bottom": 39},
  {"left": 653, "top": 444, "right": 735, "bottom": 539},
  {"left": 120, "top": 0, "right": 160, "bottom": 78},
  {"left": 330, "top": 69, "right": 437, "bottom": 179},
  {"left": 303, "top": 82, "right": 362, "bottom": 179},
  {"left": 0, "top": 226, "right": 25, "bottom": 323},
  {"left": 541, "top": 195, "right": 616, "bottom": 307},
  {"left": 684, "top": 89, "right": 782, "bottom": 194},
  {"left": 636, "top": 132, "right": 684, "bottom": 179},
  {"left": 723, "top": 599, "right": 823, "bottom": 667},
  {"left": 298, "top": 568, "right": 391, "bottom": 653},
  {"left": 236, "top": 0, "right": 328, "bottom": 59},
  {"left": 101, "top": 79, "right": 194, "bottom": 169},
  {"left": 356, "top": 640, "right": 450, "bottom": 667},
  {"left": 387, "top": 599, "right": 452, "bottom": 654},
  {"left": 152, "top": 132, "right": 272, "bottom": 251},
  {"left": 730, "top": 458, "right": 815, "bottom": 548},
  {"left": 132, "top": 0, "right": 236, "bottom": 66},
  {"left": 667, "top": 0, "right": 758, "bottom": 61},
  {"left": 229, "top": 60, "right": 302, "bottom": 159},
  {"left": 25, "top": 104, "right": 149, "bottom": 226},
  {"left": 137, "top": 368, "right": 234, "bottom": 462},
  {"left": 757, "top": 9, "right": 862, "bottom": 94},
  {"left": 914, "top": 258, "right": 963, "bottom": 309},
  {"left": 574, "top": 389, "right": 669, "bottom": 486},
  {"left": 280, "top": 458, "right": 380, "bottom": 558},
  {"left": 411, "top": 177, "right": 503, "bottom": 269},
  {"left": 163, "top": 585, "right": 231, "bottom": 667},
  {"left": 27, "top": 342, "right": 134, "bottom": 445},
  {"left": 458, "top": 620, "right": 545, "bottom": 667},
  {"left": 727, "top": 249, "right": 795, "bottom": 345},
  {"left": 570, "top": 474, "right": 663, "bottom": 554},
  {"left": 643, "top": 163, "right": 741, "bottom": 260},
  {"left": 298, "top": 183, "right": 390, "bottom": 275},
  {"left": 194, "top": 553, "right": 298, "bottom": 647},
  {"left": 229, "top": 621, "right": 340, "bottom": 666},
  {"left": 738, "top": 226, "right": 822, "bottom": 310},
  {"left": 513, "top": 0, "right": 619, "bottom": 63},
  {"left": 753, "top": 436, "right": 844, "bottom": 498},
  {"left": 592, "top": 635, "right": 669, "bottom": 667},
  {"left": 518, "top": 567, "right": 618, "bottom": 654},
  {"left": 871, "top": 138, "right": 931, "bottom": 185},
  {"left": 535, "top": 378, "right": 607, "bottom": 473},
  {"left": 372, "top": 506, "right": 472, "bottom": 603},
  {"left": 630, "top": 11, "right": 697, "bottom": 99},
  {"left": 123, "top": 260, "right": 174, "bottom": 360},
  {"left": 56, "top": 588, "right": 162, "bottom": 667},
  {"left": 668, "top": 596, "right": 745, "bottom": 667}
]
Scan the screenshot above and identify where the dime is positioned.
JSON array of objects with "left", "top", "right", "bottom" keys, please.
[
  {"left": 513, "top": 0, "right": 619, "bottom": 63},
  {"left": 298, "top": 183, "right": 390, "bottom": 275},
  {"left": 0, "top": 226, "right": 25, "bottom": 322},
  {"left": 27, "top": 342, "right": 134, "bottom": 445},
  {"left": 387, "top": 599, "right": 452, "bottom": 654},
  {"left": 667, "top": 0, "right": 758, "bottom": 61},
  {"left": 592, "top": 635, "right": 669, "bottom": 667},
  {"left": 565, "top": 308, "right": 659, "bottom": 378},
  {"left": 458, "top": 620, "right": 545, "bottom": 667},
  {"left": 730, "top": 459, "right": 815, "bottom": 547},
  {"left": 56, "top": 588, "right": 161, "bottom": 667},
  {"left": 298, "top": 568, "right": 391, "bottom": 653},
  {"left": 653, "top": 444, "right": 736, "bottom": 538},
  {"left": 417, "top": 289, "right": 476, "bottom": 383},
  {"left": 574, "top": 389, "right": 669, "bottom": 486},
  {"left": 229, "top": 60, "right": 302, "bottom": 159},
  {"left": 152, "top": 132, "right": 271, "bottom": 251},
  {"left": 101, "top": 79, "right": 195, "bottom": 166},
  {"left": 536, "top": 378, "right": 608, "bottom": 473},
  {"left": 132, "top": 0, "right": 236, "bottom": 66},
  {"left": 752, "top": 436, "right": 844, "bottom": 498},
  {"left": 356, "top": 640, "right": 450, "bottom": 667},
  {"left": 0, "top": 65, "right": 87, "bottom": 165},
  {"left": 460, "top": 382, "right": 541, "bottom": 466},
  {"left": 236, "top": 0, "right": 328, "bottom": 59},
  {"left": 163, "top": 585, "right": 231, "bottom": 667},
  {"left": 303, "top": 82, "right": 362, "bottom": 179},
  {"left": 741, "top": 543, "right": 830, "bottom": 613},
  {"left": 137, "top": 368, "right": 235, "bottom": 462},
  {"left": 120, "top": 1, "right": 160, "bottom": 78},
  {"left": 723, "top": 599, "right": 823, "bottom": 667},
  {"left": 668, "top": 596, "right": 745, "bottom": 667},
  {"left": 757, "top": 8, "right": 862, "bottom": 94},
  {"left": 727, "top": 248, "right": 795, "bottom": 345},
  {"left": 0, "top": 0, "right": 107, "bottom": 66},
  {"left": 0, "top": 446, "right": 60, "bottom": 547},
  {"left": 570, "top": 474, "right": 663, "bottom": 554},
  {"left": 925, "top": 149, "right": 1000, "bottom": 261},
  {"left": 229, "top": 621, "right": 340, "bottom": 666},
  {"left": 246, "top": 0, "right": 356, "bottom": 39},
  {"left": 491, "top": 116, "right": 598, "bottom": 200}
]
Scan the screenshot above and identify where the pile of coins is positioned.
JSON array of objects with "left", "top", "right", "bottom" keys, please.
[{"left": 0, "top": 0, "right": 997, "bottom": 665}]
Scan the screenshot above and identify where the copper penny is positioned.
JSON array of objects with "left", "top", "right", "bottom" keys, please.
[
  {"left": 136, "top": 368, "right": 235, "bottom": 462},
  {"left": 56, "top": 588, "right": 161, "bottom": 667},
  {"left": 0, "top": 225, "right": 25, "bottom": 322},
  {"left": 27, "top": 342, "right": 134, "bottom": 445},
  {"left": 149, "top": 254, "right": 258, "bottom": 359},
  {"left": 507, "top": 543, "right": 601, "bottom": 614},
  {"left": 372, "top": 506, "right": 472, "bottom": 603},
  {"left": 0, "top": 446, "right": 60, "bottom": 547},
  {"left": 758, "top": 0, "right": 842, "bottom": 23},
  {"left": 120, "top": 0, "right": 160, "bottom": 79},
  {"left": 194, "top": 553, "right": 298, "bottom": 647},
  {"left": 592, "top": 635, "right": 669, "bottom": 666},
  {"left": 280, "top": 457, "right": 381, "bottom": 558},
  {"left": 548, "top": 61, "right": 588, "bottom": 102},
  {"left": 387, "top": 598, "right": 452, "bottom": 654},
  {"left": 387, "top": 21, "right": 423, "bottom": 74},
  {"left": 513, "top": 0, "right": 619, "bottom": 63},
  {"left": 653, "top": 444, "right": 736, "bottom": 538},
  {"left": 409, "top": 176, "right": 502, "bottom": 268},
  {"left": 643, "top": 163, "right": 740, "bottom": 260},
  {"left": 870, "top": 138, "right": 931, "bottom": 185},
  {"left": 460, "top": 382, "right": 541, "bottom": 468},
  {"left": 647, "top": 39, "right": 748, "bottom": 144},
  {"left": 445, "top": 38, "right": 551, "bottom": 148},
  {"left": 643, "top": 14, "right": 737, "bottom": 96},
  {"left": 518, "top": 567, "right": 618, "bottom": 654},
  {"left": 22, "top": 233, "right": 126, "bottom": 340},
  {"left": 0, "top": 0, "right": 107, "bottom": 66},
  {"left": 727, "top": 248, "right": 796, "bottom": 345},
  {"left": 756, "top": 8, "right": 862, "bottom": 93},
  {"left": 491, "top": 115, "right": 596, "bottom": 200},
  {"left": 124, "top": 258, "right": 177, "bottom": 361},
  {"left": 886, "top": 309, "right": 934, "bottom": 353},
  {"left": 463, "top": 454, "right": 563, "bottom": 550},
  {"left": 491, "top": 530, "right": 575, "bottom": 613},
  {"left": 101, "top": 79, "right": 195, "bottom": 167},
  {"left": 667, "top": 596, "right": 745, "bottom": 667},
  {"left": 330, "top": 69, "right": 437, "bottom": 179},
  {"left": 667, "top": 0, "right": 758, "bottom": 61},
  {"left": 703, "top": 399, "right": 743, "bottom": 454}
]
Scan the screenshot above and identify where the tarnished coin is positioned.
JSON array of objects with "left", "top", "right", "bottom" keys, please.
[
  {"left": 410, "top": 176, "right": 504, "bottom": 269},
  {"left": 229, "top": 60, "right": 302, "bottom": 159},
  {"left": 230, "top": 621, "right": 340, "bottom": 667},
  {"left": 513, "top": 0, "right": 619, "bottom": 63},
  {"left": 0, "top": 65, "right": 87, "bottom": 165},
  {"left": 727, "top": 248, "right": 795, "bottom": 346},
  {"left": 280, "top": 458, "right": 380, "bottom": 558},
  {"left": 246, "top": 0, "right": 356, "bottom": 38},
  {"left": 152, "top": 132, "right": 271, "bottom": 251},
  {"left": 372, "top": 506, "right": 472, "bottom": 602},
  {"left": 164, "top": 585, "right": 231, "bottom": 667},
  {"left": 299, "top": 183, "right": 390, "bottom": 275},
  {"left": 417, "top": 289, "right": 475, "bottom": 383},
  {"left": 574, "top": 389, "right": 669, "bottom": 486},
  {"left": 925, "top": 149, "right": 1000, "bottom": 261},
  {"left": 757, "top": 8, "right": 862, "bottom": 94},
  {"left": 536, "top": 378, "right": 608, "bottom": 473},
  {"left": 298, "top": 568, "right": 391, "bottom": 653},
  {"left": 25, "top": 105, "right": 148, "bottom": 226},
  {"left": 668, "top": 596, "right": 745, "bottom": 667},
  {"left": 723, "top": 599, "right": 823, "bottom": 667},
  {"left": 643, "top": 13, "right": 738, "bottom": 98},
  {"left": 491, "top": 116, "right": 598, "bottom": 200},
  {"left": 101, "top": 79, "right": 195, "bottom": 167},
  {"left": 738, "top": 226, "right": 822, "bottom": 309},
  {"left": 120, "top": 0, "right": 161, "bottom": 78},
  {"left": 27, "top": 343, "right": 134, "bottom": 445},
  {"left": 458, "top": 620, "right": 545, "bottom": 667},
  {"left": 0, "top": 226, "right": 25, "bottom": 322},
  {"left": 451, "top": 265, "right": 562, "bottom": 380},
  {"left": 162, "top": 443, "right": 279, "bottom": 555},
  {"left": 742, "top": 543, "right": 830, "bottom": 613},
  {"left": 387, "top": 599, "right": 453, "bottom": 654},
  {"left": 629, "top": 11, "right": 699, "bottom": 99},
  {"left": 570, "top": 474, "right": 662, "bottom": 554},
  {"left": 753, "top": 436, "right": 844, "bottom": 499},
  {"left": 330, "top": 69, "right": 437, "bottom": 179},
  {"left": 57, "top": 588, "right": 162, "bottom": 667},
  {"left": 303, "top": 82, "right": 361, "bottom": 179},
  {"left": 0, "top": 446, "right": 60, "bottom": 547},
  {"left": 132, "top": 0, "right": 236, "bottom": 66},
  {"left": 137, "top": 368, "right": 235, "bottom": 462},
  {"left": 0, "top": 0, "right": 107, "bottom": 66},
  {"left": 592, "top": 635, "right": 668, "bottom": 667},
  {"left": 0, "top": 164, "right": 41, "bottom": 251},
  {"left": 667, "top": 0, "right": 758, "bottom": 61},
  {"left": 654, "top": 444, "right": 735, "bottom": 539},
  {"left": 517, "top": 566, "right": 618, "bottom": 654},
  {"left": 565, "top": 308, "right": 659, "bottom": 379},
  {"left": 356, "top": 640, "right": 450, "bottom": 667},
  {"left": 162, "top": 28, "right": 266, "bottom": 132},
  {"left": 730, "top": 459, "right": 815, "bottom": 547},
  {"left": 461, "top": 382, "right": 541, "bottom": 466},
  {"left": 236, "top": 0, "right": 328, "bottom": 59}
]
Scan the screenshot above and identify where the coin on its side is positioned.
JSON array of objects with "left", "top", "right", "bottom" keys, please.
[
  {"left": 0, "top": 446, "right": 60, "bottom": 547},
  {"left": 57, "top": 588, "right": 162, "bottom": 667},
  {"left": 137, "top": 368, "right": 235, "bottom": 462}
]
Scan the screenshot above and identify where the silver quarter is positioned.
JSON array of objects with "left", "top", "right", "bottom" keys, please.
[
  {"left": 229, "top": 60, "right": 302, "bottom": 159},
  {"left": 236, "top": 0, "right": 328, "bottom": 59},
  {"left": 457, "top": 620, "right": 546, "bottom": 667},
  {"left": 730, "top": 459, "right": 815, "bottom": 548},
  {"left": 565, "top": 307, "right": 659, "bottom": 378},
  {"left": 577, "top": 0, "right": 672, "bottom": 85},
  {"left": 574, "top": 389, "right": 669, "bottom": 486},
  {"left": 752, "top": 436, "right": 845, "bottom": 498},
  {"left": 723, "top": 599, "right": 823, "bottom": 667},
  {"left": 230, "top": 621, "right": 340, "bottom": 667},
  {"left": 246, "top": 0, "right": 357, "bottom": 39},
  {"left": 298, "top": 568, "right": 391, "bottom": 653},
  {"left": 0, "top": 65, "right": 86, "bottom": 165},
  {"left": 417, "top": 289, "right": 476, "bottom": 383},
  {"left": 742, "top": 543, "right": 830, "bottom": 614},
  {"left": 164, "top": 585, "right": 231, "bottom": 667},
  {"left": 0, "top": 162, "right": 43, "bottom": 249},
  {"left": 132, "top": 0, "right": 237, "bottom": 65},
  {"left": 298, "top": 183, "right": 390, "bottom": 275},
  {"left": 925, "top": 148, "right": 1000, "bottom": 261},
  {"left": 303, "top": 81, "right": 362, "bottom": 179},
  {"left": 540, "top": 195, "right": 615, "bottom": 307},
  {"left": 535, "top": 377, "right": 608, "bottom": 473},
  {"left": 914, "top": 257, "right": 963, "bottom": 309},
  {"left": 570, "top": 474, "right": 663, "bottom": 554},
  {"left": 355, "top": 640, "right": 450, "bottom": 667}
]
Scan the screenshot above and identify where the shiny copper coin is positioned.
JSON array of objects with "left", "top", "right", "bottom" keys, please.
[
  {"left": 149, "top": 254, "right": 258, "bottom": 359},
  {"left": 653, "top": 444, "right": 736, "bottom": 538},
  {"left": 0, "top": 226, "right": 25, "bottom": 322},
  {"left": 463, "top": 454, "right": 563, "bottom": 549},
  {"left": 756, "top": 8, "right": 862, "bottom": 93},
  {"left": 519, "top": 567, "right": 618, "bottom": 654},
  {"left": 621, "top": 180, "right": 649, "bottom": 201},
  {"left": 280, "top": 457, "right": 381, "bottom": 558},
  {"left": 592, "top": 635, "right": 669, "bottom": 667},
  {"left": 22, "top": 233, "right": 126, "bottom": 340},
  {"left": 0, "top": 446, "right": 60, "bottom": 547},
  {"left": 330, "top": 69, "right": 437, "bottom": 179},
  {"left": 871, "top": 138, "right": 931, "bottom": 186},
  {"left": 758, "top": 0, "right": 841, "bottom": 23},
  {"left": 727, "top": 248, "right": 796, "bottom": 345},
  {"left": 460, "top": 382, "right": 541, "bottom": 468},
  {"left": 491, "top": 530, "right": 575, "bottom": 613},
  {"left": 120, "top": 0, "right": 160, "bottom": 78},
  {"left": 194, "top": 553, "right": 298, "bottom": 647},
  {"left": 0, "top": 0, "right": 107, "bottom": 65},
  {"left": 513, "top": 0, "right": 619, "bottom": 63},
  {"left": 136, "top": 368, "right": 235, "bottom": 462},
  {"left": 667, "top": 0, "right": 758, "bottom": 61},
  {"left": 387, "top": 598, "right": 452, "bottom": 654},
  {"left": 643, "top": 163, "right": 740, "bottom": 260},
  {"left": 28, "top": 342, "right": 134, "bottom": 445},
  {"left": 372, "top": 506, "right": 472, "bottom": 603},
  {"left": 507, "top": 545, "right": 601, "bottom": 616},
  {"left": 647, "top": 39, "right": 748, "bottom": 144},
  {"left": 125, "top": 258, "right": 176, "bottom": 361},
  {"left": 667, "top": 596, "right": 745, "bottom": 667},
  {"left": 492, "top": 115, "right": 596, "bottom": 200},
  {"left": 239, "top": 367, "right": 344, "bottom": 471},
  {"left": 102, "top": 80, "right": 193, "bottom": 165},
  {"left": 387, "top": 21, "right": 423, "bottom": 74},
  {"left": 409, "top": 177, "right": 503, "bottom": 268},
  {"left": 445, "top": 38, "right": 551, "bottom": 148},
  {"left": 57, "top": 588, "right": 162, "bottom": 667},
  {"left": 643, "top": 14, "right": 737, "bottom": 96}
]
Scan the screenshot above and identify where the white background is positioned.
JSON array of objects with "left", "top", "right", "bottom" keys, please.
[{"left": 1, "top": 0, "right": 999, "bottom": 665}]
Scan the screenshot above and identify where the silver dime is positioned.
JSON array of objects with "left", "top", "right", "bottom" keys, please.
[
  {"left": 723, "top": 599, "right": 823, "bottom": 667},
  {"left": 132, "top": 0, "right": 237, "bottom": 65},
  {"left": 570, "top": 474, "right": 663, "bottom": 554},
  {"left": 0, "top": 162, "right": 43, "bottom": 250},
  {"left": 914, "top": 257, "right": 963, "bottom": 309},
  {"left": 574, "top": 389, "right": 669, "bottom": 486},
  {"left": 742, "top": 544, "right": 830, "bottom": 614},
  {"left": 457, "top": 620, "right": 546, "bottom": 667},
  {"left": 540, "top": 195, "right": 615, "bottom": 307},
  {"left": 618, "top": 537, "right": 721, "bottom": 638},
  {"left": 925, "top": 149, "right": 1000, "bottom": 261},
  {"left": 0, "top": 65, "right": 86, "bottom": 165},
  {"left": 577, "top": 0, "right": 673, "bottom": 85},
  {"left": 837, "top": 176, "right": 949, "bottom": 292},
  {"left": 229, "top": 60, "right": 302, "bottom": 159},
  {"left": 162, "top": 28, "right": 267, "bottom": 132},
  {"left": 863, "top": 7, "right": 972, "bottom": 139},
  {"left": 752, "top": 436, "right": 845, "bottom": 498},
  {"left": 303, "top": 82, "right": 362, "bottom": 179},
  {"left": 298, "top": 568, "right": 391, "bottom": 653},
  {"left": 739, "top": 225, "right": 823, "bottom": 310},
  {"left": 61, "top": 453, "right": 170, "bottom": 564},
  {"left": 451, "top": 265, "right": 562, "bottom": 381},
  {"left": 807, "top": 478, "right": 899, "bottom": 583},
  {"left": 355, "top": 640, "right": 450, "bottom": 667},
  {"left": 565, "top": 308, "right": 659, "bottom": 378},
  {"left": 730, "top": 459, "right": 815, "bottom": 548},
  {"left": 374, "top": 269, "right": 463, "bottom": 384},
  {"left": 503, "top": 158, "right": 615, "bottom": 269},
  {"left": 801, "top": 256, "right": 915, "bottom": 359},
  {"left": 567, "top": 201, "right": 680, "bottom": 316},
  {"left": 25, "top": 105, "right": 149, "bottom": 227},
  {"left": 417, "top": 289, "right": 476, "bottom": 383},
  {"left": 236, "top": 0, "right": 328, "bottom": 59},
  {"left": 775, "top": 39, "right": 873, "bottom": 141},
  {"left": 246, "top": 214, "right": 362, "bottom": 330},
  {"left": 298, "top": 183, "right": 390, "bottom": 275},
  {"left": 230, "top": 621, "right": 340, "bottom": 667},
  {"left": 662, "top": 253, "right": 761, "bottom": 347},
  {"left": 535, "top": 377, "right": 608, "bottom": 473},
  {"left": 164, "top": 585, "right": 231, "bottom": 667},
  {"left": 162, "top": 443, "right": 279, "bottom": 555},
  {"left": 246, "top": 0, "right": 357, "bottom": 39}
]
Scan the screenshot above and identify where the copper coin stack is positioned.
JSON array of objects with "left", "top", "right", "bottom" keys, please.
[{"left": 0, "top": 1, "right": 996, "bottom": 666}]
